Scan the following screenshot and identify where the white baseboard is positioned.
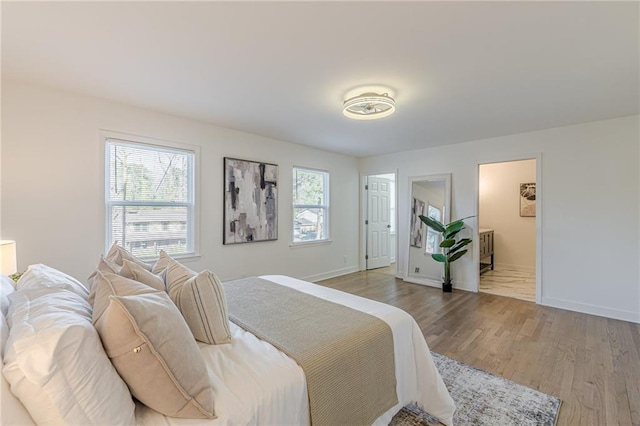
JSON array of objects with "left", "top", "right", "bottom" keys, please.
[
  {"left": 541, "top": 296, "right": 640, "bottom": 324},
  {"left": 402, "top": 276, "right": 442, "bottom": 288},
  {"left": 303, "top": 265, "right": 360, "bottom": 283}
]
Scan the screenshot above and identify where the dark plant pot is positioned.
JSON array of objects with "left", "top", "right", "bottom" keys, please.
[{"left": 442, "top": 283, "right": 453, "bottom": 293}]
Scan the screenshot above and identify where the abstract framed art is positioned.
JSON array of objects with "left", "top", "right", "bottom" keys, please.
[
  {"left": 224, "top": 157, "right": 278, "bottom": 244},
  {"left": 519, "top": 182, "right": 536, "bottom": 217},
  {"left": 410, "top": 197, "right": 425, "bottom": 248}
]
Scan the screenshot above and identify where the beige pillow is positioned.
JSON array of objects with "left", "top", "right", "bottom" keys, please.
[
  {"left": 119, "top": 259, "right": 165, "bottom": 291},
  {"left": 95, "top": 292, "right": 215, "bottom": 419},
  {"left": 165, "top": 258, "right": 232, "bottom": 345},
  {"left": 90, "top": 271, "right": 159, "bottom": 323},
  {"left": 87, "top": 257, "right": 121, "bottom": 305},
  {"left": 151, "top": 249, "right": 171, "bottom": 275},
  {"left": 105, "top": 242, "right": 152, "bottom": 271}
]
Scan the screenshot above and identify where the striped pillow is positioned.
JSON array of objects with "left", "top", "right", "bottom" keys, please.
[{"left": 164, "top": 258, "right": 231, "bottom": 345}]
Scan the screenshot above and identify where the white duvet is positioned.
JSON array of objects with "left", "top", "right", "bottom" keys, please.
[{"left": 135, "top": 275, "right": 455, "bottom": 426}]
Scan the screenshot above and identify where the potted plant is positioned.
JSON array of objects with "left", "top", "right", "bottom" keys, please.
[{"left": 418, "top": 215, "right": 473, "bottom": 292}]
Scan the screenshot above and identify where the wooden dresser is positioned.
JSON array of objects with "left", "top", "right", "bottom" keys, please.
[{"left": 479, "top": 229, "right": 494, "bottom": 274}]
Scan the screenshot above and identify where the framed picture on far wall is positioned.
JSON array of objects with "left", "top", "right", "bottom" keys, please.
[
  {"left": 520, "top": 182, "right": 536, "bottom": 217},
  {"left": 410, "top": 197, "right": 425, "bottom": 248},
  {"left": 224, "top": 157, "right": 278, "bottom": 244}
]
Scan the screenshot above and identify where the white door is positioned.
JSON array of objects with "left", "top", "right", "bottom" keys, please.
[{"left": 367, "top": 176, "right": 391, "bottom": 269}]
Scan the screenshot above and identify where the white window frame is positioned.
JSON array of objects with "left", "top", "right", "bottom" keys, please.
[
  {"left": 425, "top": 203, "right": 442, "bottom": 255},
  {"left": 101, "top": 131, "right": 200, "bottom": 260},
  {"left": 292, "top": 166, "right": 330, "bottom": 245}
]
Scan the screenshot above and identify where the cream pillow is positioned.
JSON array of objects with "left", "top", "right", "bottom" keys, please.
[
  {"left": 151, "top": 249, "right": 171, "bottom": 275},
  {"left": 105, "top": 242, "right": 152, "bottom": 271},
  {"left": 90, "top": 271, "right": 159, "bottom": 324},
  {"left": 119, "top": 259, "right": 165, "bottom": 291},
  {"left": 165, "top": 258, "right": 232, "bottom": 345},
  {"left": 95, "top": 292, "right": 215, "bottom": 419},
  {"left": 87, "top": 257, "right": 120, "bottom": 304},
  {"left": 3, "top": 286, "right": 135, "bottom": 425}
]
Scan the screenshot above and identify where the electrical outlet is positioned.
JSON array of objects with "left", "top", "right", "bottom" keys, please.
[
  {"left": 415, "top": 267, "right": 420, "bottom": 273},
  {"left": 343, "top": 255, "right": 348, "bottom": 263}
]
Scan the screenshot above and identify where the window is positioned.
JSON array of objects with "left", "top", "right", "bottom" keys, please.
[
  {"left": 105, "top": 137, "right": 195, "bottom": 259},
  {"left": 293, "top": 167, "right": 329, "bottom": 243},
  {"left": 425, "top": 203, "right": 442, "bottom": 254}
]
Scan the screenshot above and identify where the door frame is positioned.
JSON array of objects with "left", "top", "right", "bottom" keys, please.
[
  {"left": 359, "top": 170, "right": 398, "bottom": 273},
  {"left": 474, "top": 152, "right": 543, "bottom": 304}
]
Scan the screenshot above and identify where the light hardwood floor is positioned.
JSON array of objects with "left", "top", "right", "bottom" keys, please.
[
  {"left": 318, "top": 267, "right": 640, "bottom": 425},
  {"left": 480, "top": 266, "right": 536, "bottom": 302}
]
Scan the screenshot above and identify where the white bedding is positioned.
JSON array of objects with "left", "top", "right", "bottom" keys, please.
[{"left": 135, "top": 275, "right": 455, "bottom": 426}]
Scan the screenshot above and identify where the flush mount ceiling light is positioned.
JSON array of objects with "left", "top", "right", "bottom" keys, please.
[{"left": 343, "top": 92, "right": 396, "bottom": 120}]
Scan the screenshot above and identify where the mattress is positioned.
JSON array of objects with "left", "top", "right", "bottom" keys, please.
[{"left": 135, "top": 275, "right": 455, "bottom": 426}]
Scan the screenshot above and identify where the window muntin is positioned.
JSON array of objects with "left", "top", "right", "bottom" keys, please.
[
  {"left": 105, "top": 138, "right": 195, "bottom": 258},
  {"left": 293, "top": 167, "right": 329, "bottom": 243}
]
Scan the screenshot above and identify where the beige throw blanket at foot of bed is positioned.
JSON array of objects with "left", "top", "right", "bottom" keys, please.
[{"left": 224, "top": 277, "right": 398, "bottom": 426}]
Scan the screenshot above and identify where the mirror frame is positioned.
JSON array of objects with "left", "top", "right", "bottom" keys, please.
[{"left": 404, "top": 173, "right": 452, "bottom": 287}]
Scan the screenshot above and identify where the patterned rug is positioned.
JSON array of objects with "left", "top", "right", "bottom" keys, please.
[{"left": 390, "top": 353, "right": 561, "bottom": 426}]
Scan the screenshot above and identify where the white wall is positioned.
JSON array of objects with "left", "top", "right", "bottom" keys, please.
[
  {"left": 479, "top": 159, "right": 536, "bottom": 270},
  {"left": 360, "top": 115, "right": 640, "bottom": 323},
  {"left": 1, "top": 81, "right": 360, "bottom": 283}
]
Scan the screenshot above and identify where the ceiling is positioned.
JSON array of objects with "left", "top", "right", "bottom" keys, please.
[{"left": 2, "top": 1, "right": 638, "bottom": 158}]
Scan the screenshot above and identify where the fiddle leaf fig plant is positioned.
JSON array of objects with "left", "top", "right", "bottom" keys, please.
[{"left": 418, "top": 214, "right": 474, "bottom": 291}]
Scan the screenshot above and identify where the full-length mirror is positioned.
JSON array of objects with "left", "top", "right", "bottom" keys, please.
[{"left": 405, "top": 174, "right": 451, "bottom": 286}]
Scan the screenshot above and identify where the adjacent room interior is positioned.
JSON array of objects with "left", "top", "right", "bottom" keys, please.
[{"left": 478, "top": 159, "right": 537, "bottom": 302}]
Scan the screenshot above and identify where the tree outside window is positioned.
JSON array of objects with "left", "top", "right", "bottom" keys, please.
[{"left": 293, "top": 167, "right": 329, "bottom": 243}]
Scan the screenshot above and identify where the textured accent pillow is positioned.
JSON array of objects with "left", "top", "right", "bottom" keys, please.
[
  {"left": 90, "top": 271, "right": 159, "bottom": 324},
  {"left": 95, "top": 292, "right": 215, "bottom": 419},
  {"left": 165, "top": 258, "right": 232, "bottom": 345},
  {"left": 3, "top": 286, "right": 135, "bottom": 425},
  {"left": 105, "top": 242, "right": 152, "bottom": 271},
  {"left": 119, "top": 259, "right": 165, "bottom": 291}
]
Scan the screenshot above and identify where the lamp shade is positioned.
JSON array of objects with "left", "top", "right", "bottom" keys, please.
[{"left": 1, "top": 240, "right": 17, "bottom": 275}]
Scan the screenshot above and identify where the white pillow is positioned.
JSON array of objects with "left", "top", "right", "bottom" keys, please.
[
  {"left": 17, "top": 264, "right": 89, "bottom": 300},
  {"left": 3, "top": 284, "right": 136, "bottom": 425},
  {"left": 1, "top": 333, "right": 36, "bottom": 426},
  {"left": 1, "top": 275, "right": 15, "bottom": 317}
]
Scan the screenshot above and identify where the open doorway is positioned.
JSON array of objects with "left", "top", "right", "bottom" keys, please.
[
  {"left": 478, "top": 159, "right": 537, "bottom": 302},
  {"left": 362, "top": 172, "right": 396, "bottom": 274}
]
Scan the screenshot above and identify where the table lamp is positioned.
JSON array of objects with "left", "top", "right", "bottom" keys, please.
[{"left": 1, "top": 240, "right": 18, "bottom": 276}]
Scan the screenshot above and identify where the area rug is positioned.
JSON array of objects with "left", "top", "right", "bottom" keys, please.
[{"left": 390, "top": 352, "right": 561, "bottom": 426}]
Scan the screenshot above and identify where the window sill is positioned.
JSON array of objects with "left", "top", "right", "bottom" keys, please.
[
  {"left": 140, "top": 253, "right": 201, "bottom": 265},
  {"left": 289, "top": 239, "right": 333, "bottom": 248}
]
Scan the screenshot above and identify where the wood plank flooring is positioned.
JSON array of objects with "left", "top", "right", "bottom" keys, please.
[
  {"left": 480, "top": 266, "right": 536, "bottom": 302},
  {"left": 318, "top": 267, "right": 640, "bottom": 426}
]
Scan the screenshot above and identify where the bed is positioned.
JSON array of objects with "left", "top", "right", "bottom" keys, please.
[{"left": 1, "top": 260, "right": 455, "bottom": 426}]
